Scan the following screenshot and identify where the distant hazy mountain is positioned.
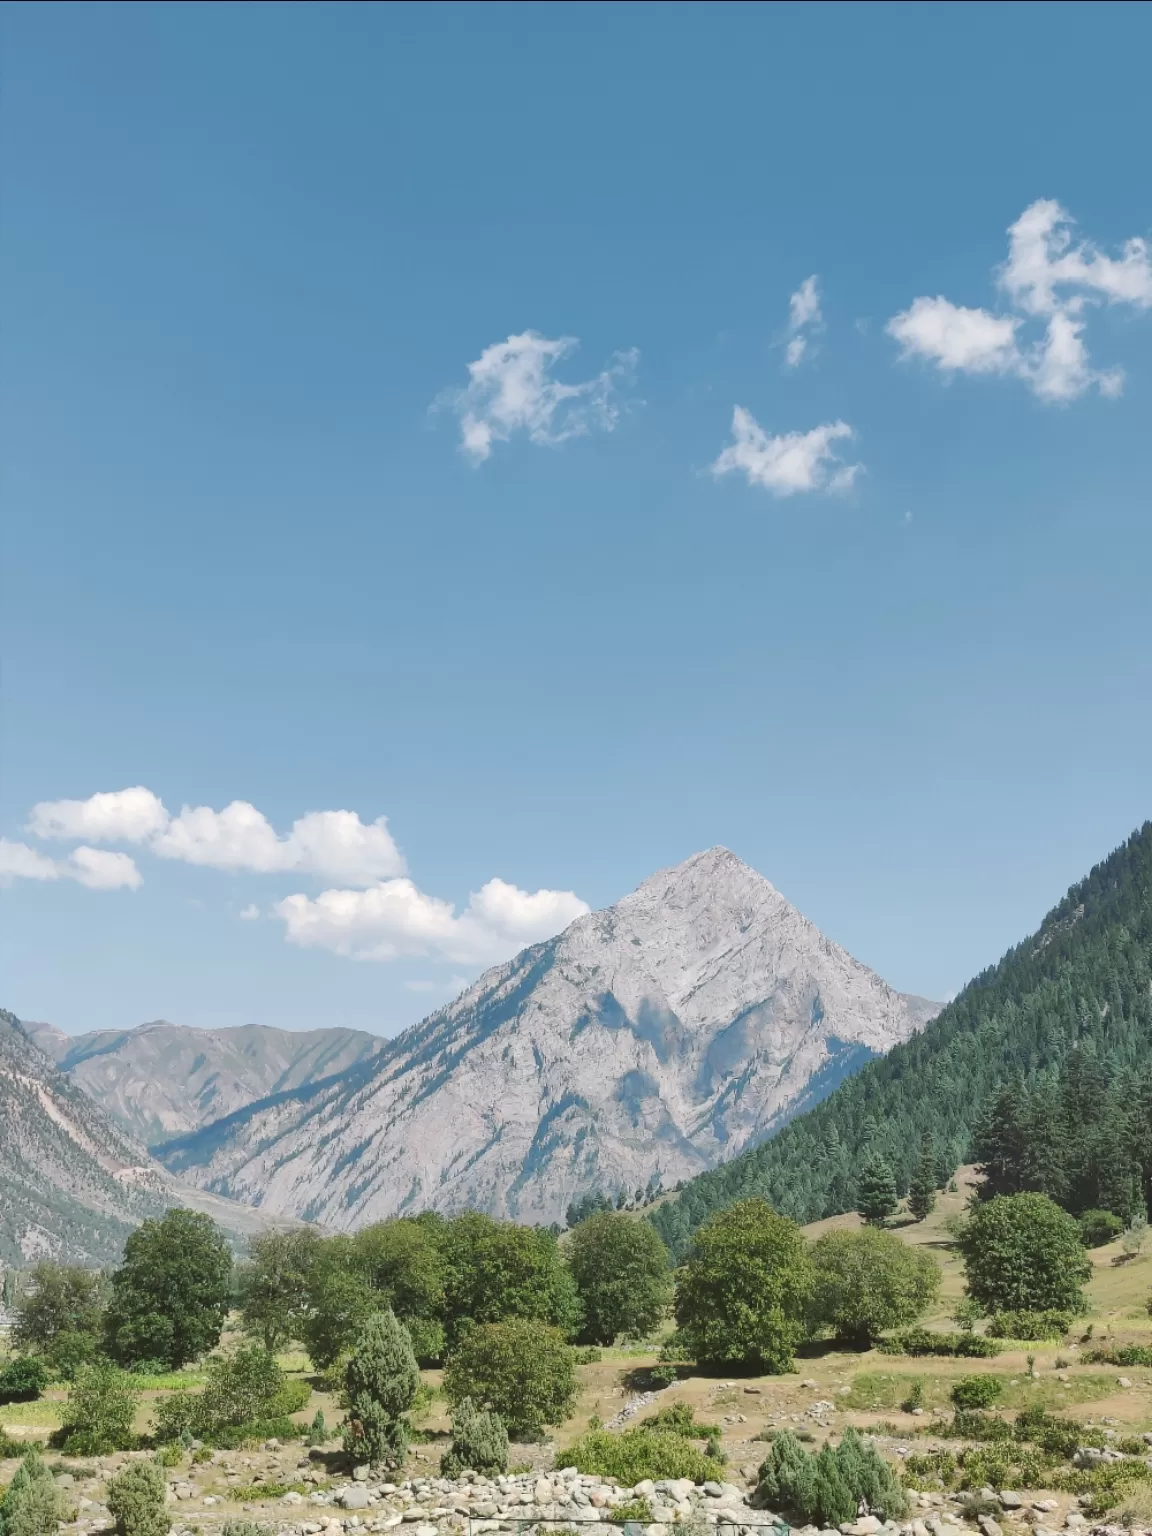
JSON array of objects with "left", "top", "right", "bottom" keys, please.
[
  {"left": 156, "top": 848, "right": 939, "bottom": 1227},
  {"left": 0, "top": 1010, "right": 300, "bottom": 1265},
  {"left": 24, "top": 1019, "right": 386, "bottom": 1148}
]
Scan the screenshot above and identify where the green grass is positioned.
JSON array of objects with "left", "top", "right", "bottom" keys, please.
[
  {"left": 129, "top": 1370, "right": 208, "bottom": 1391},
  {"left": 0, "top": 1401, "right": 63, "bottom": 1427},
  {"left": 229, "top": 1481, "right": 311, "bottom": 1503},
  {"left": 274, "top": 1352, "right": 311, "bottom": 1374},
  {"left": 843, "top": 1371, "right": 1119, "bottom": 1414}
]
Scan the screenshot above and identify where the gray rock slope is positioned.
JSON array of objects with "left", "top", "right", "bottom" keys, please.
[
  {"left": 0, "top": 1009, "right": 303, "bottom": 1265},
  {"left": 157, "top": 848, "right": 938, "bottom": 1227},
  {"left": 23, "top": 1018, "right": 385, "bottom": 1148}
]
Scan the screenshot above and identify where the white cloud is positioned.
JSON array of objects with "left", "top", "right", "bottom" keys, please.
[
  {"left": 785, "top": 275, "right": 822, "bottom": 367},
  {"left": 886, "top": 296, "right": 1023, "bottom": 375},
  {"left": 29, "top": 789, "right": 405, "bottom": 887},
  {"left": 0, "top": 838, "right": 140, "bottom": 890},
  {"left": 1000, "top": 199, "right": 1152, "bottom": 317},
  {"left": 888, "top": 199, "right": 1152, "bottom": 402},
  {"left": 275, "top": 876, "right": 590, "bottom": 965},
  {"left": 238, "top": 903, "right": 261, "bottom": 921},
  {"left": 28, "top": 786, "right": 168, "bottom": 843},
  {"left": 67, "top": 847, "right": 143, "bottom": 890},
  {"left": 0, "top": 839, "right": 61, "bottom": 883},
  {"left": 445, "top": 331, "right": 638, "bottom": 464},
  {"left": 711, "top": 408, "right": 861, "bottom": 496}
]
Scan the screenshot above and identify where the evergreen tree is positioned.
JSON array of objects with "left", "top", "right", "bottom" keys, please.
[
  {"left": 342, "top": 1310, "right": 420, "bottom": 1472},
  {"left": 439, "top": 1397, "right": 508, "bottom": 1477},
  {"left": 856, "top": 1154, "right": 897, "bottom": 1226},
  {"left": 907, "top": 1134, "right": 936, "bottom": 1221}
]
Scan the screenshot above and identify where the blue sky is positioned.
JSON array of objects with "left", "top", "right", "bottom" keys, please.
[{"left": 3, "top": 1, "right": 1150, "bottom": 1037}]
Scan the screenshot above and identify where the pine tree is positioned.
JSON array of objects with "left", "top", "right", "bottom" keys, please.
[
  {"left": 907, "top": 1134, "right": 936, "bottom": 1222},
  {"left": 856, "top": 1154, "right": 897, "bottom": 1227},
  {"left": 342, "top": 1310, "right": 420, "bottom": 1472}
]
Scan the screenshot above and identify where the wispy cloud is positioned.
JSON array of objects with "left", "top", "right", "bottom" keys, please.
[
  {"left": 442, "top": 331, "right": 638, "bottom": 464},
  {"left": 785, "top": 275, "right": 823, "bottom": 367},
  {"left": 712, "top": 409, "right": 862, "bottom": 496},
  {"left": 888, "top": 199, "right": 1151, "bottom": 401}
]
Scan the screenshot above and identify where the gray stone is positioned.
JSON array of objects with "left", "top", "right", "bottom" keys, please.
[
  {"left": 339, "top": 1488, "right": 370, "bottom": 1511},
  {"left": 999, "top": 1494, "right": 1024, "bottom": 1511},
  {"left": 977, "top": 1518, "right": 1002, "bottom": 1536}
]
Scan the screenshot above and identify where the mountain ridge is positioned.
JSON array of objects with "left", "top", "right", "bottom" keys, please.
[{"left": 22, "top": 1017, "right": 386, "bottom": 1147}]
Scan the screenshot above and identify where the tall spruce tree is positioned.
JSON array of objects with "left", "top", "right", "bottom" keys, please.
[
  {"left": 856, "top": 1154, "right": 897, "bottom": 1227},
  {"left": 906, "top": 1134, "right": 936, "bottom": 1222},
  {"left": 342, "top": 1310, "right": 420, "bottom": 1472}
]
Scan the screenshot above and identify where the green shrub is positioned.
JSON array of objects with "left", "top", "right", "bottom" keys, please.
[
  {"left": 565, "top": 1427, "right": 726, "bottom": 1483},
  {"left": 0, "top": 1359, "right": 49, "bottom": 1405},
  {"left": 0, "top": 1450, "right": 68, "bottom": 1536},
  {"left": 154, "top": 1443, "right": 182, "bottom": 1468},
  {"left": 1083, "top": 1345, "right": 1152, "bottom": 1367},
  {"left": 570, "top": 1346, "right": 603, "bottom": 1365},
  {"left": 951, "top": 1376, "right": 1003, "bottom": 1410},
  {"left": 647, "top": 1365, "right": 679, "bottom": 1388},
  {"left": 57, "top": 1360, "right": 140, "bottom": 1454},
  {"left": 342, "top": 1310, "right": 420, "bottom": 1472},
  {"left": 443, "top": 1318, "right": 576, "bottom": 1441},
  {"left": 152, "top": 1344, "right": 307, "bottom": 1446},
  {"left": 440, "top": 1397, "right": 508, "bottom": 1477},
  {"left": 608, "top": 1500, "right": 654, "bottom": 1526},
  {"left": 902, "top": 1449, "right": 958, "bottom": 1491},
  {"left": 1052, "top": 1458, "right": 1152, "bottom": 1515},
  {"left": 221, "top": 1524, "right": 273, "bottom": 1536},
  {"left": 900, "top": 1382, "right": 924, "bottom": 1413},
  {"left": 305, "top": 1409, "right": 327, "bottom": 1446},
  {"left": 107, "top": 1461, "right": 169, "bottom": 1536},
  {"left": 639, "top": 1402, "right": 720, "bottom": 1438},
  {"left": 755, "top": 1427, "right": 906, "bottom": 1525},
  {"left": 0, "top": 1429, "right": 37, "bottom": 1460},
  {"left": 1080, "top": 1211, "right": 1125, "bottom": 1249},
  {"left": 878, "top": 1328, "right": 1001, "bottom": 1358},
  {"left": 986, "top": 1310, "right": 1071, "bottom": 1341},
  {"left": 951, "top": 1411, "right": 1013, "bottom": 1442}
]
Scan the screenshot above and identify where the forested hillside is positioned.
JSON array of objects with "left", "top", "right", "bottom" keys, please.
[{"left": 650, "top": 822, "right": 1152, "bottom": 1257}]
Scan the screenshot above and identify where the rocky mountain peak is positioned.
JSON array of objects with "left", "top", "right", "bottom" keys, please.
[{"left": 157, "top": 849, "right": 940, "bottom": 1227}]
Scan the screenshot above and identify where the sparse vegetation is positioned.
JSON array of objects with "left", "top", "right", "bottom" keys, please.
[{"left": 564, "top": 1427, "right": 726, "bottom": 1483}]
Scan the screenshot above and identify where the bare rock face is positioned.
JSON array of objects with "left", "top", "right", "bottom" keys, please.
[{"left": 157, "top": 848, "right": 938, "bottom": 1226}]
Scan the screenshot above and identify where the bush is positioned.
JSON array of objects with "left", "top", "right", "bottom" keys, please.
[
  {"left": 1083, "top": 1345, "right": 1152, "bottom": 1367},
  {"left": 674, "top": 1199, "right": 812, "bottom": 1371},
  {"left": 959, "top": 1194, "right": 1091, "bottom": 1316},
  {"left": 0, "top": 1450, "right": 68, "bottom": 1536},
  {"left": 403, "top": 1317, "right": 446, "bottom": 1367},
  {"left": 440, "top": 1397, "right": 509, "bottom": 1477},
  {"left": 1080, "top": 1210, "right": 1125, "bottom": 1249},
  {"left": 443, "top": 1318, "right": 576, "bottom": 1441},
  {"left": 342, "top": 1309, "right": 420, "bottom": 1472},
  {"left": 755, "top": 1427, "right": 907, "bottom": 1525},
  {"left": 57, "top": 1360, "right": 140, "bottom": 1454},
  {"left": 987, "top": 1310, "right": 1071, "bottom": 1341},
  {"left": 808, "top": 1228, "right": 940, "bottom": 1345},
  {"left": 106, "top": 1461, "right": 169, "bottom": 1536},
  {"left": 639, "top": 1402, "right": 720, "bottom": 1438},
  {"left": 609, "top": 1500, "right": 654, "bottom": 1526},
  {"left": 152, "top": 1344, "right": 308, "bottom": 1445},
  {"left": 567, "top": 1212, "right": 672, "bottom": 1345},
  {"left": 221, "top": 1525, "right": 273, "bottom": 1536},
  {"left": 0, "top": 1358, "right": 49, "bottom": 1404},
  {"left": 951, "top": 1376, "right": 1003, "bottom": 1409},
  {"left": 570, "top": 1346, "right": 603, "bottom": 1365},
  {"left": 878, "top": 1328, "right": 1002, "bottom": 1358},
  {"left": 564, "top": 1427, "right": 726, "bottom": 1484},
  {"left": 0, "top": 1429, "right": 36, "bottom": 1460}
]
